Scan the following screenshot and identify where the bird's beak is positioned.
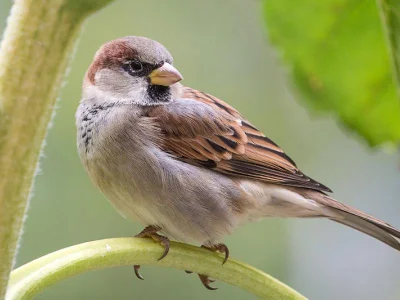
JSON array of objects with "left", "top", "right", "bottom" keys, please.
[{"left": 149, "top": 62, "right": 183, "bottom": 86}]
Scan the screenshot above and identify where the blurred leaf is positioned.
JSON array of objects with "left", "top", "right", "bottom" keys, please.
[{"left": 263, "top": 0, "right": 400, "bottom": 147}]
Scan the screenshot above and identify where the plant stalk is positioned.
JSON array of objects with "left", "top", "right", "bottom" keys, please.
[
  {"left": 6, "top": 238, "right": 307, "bottom": 300},
  {"left": 0, "top": 0, "right": 113, "bottom": 298}
]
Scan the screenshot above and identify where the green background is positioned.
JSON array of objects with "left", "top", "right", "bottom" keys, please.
[{"left": 1, "top": 1, "right": 399, "bottom": 299}]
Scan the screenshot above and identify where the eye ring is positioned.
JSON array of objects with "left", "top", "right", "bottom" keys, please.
[{"left": 129, "top": 60, "right": 143, "bottom": 72}]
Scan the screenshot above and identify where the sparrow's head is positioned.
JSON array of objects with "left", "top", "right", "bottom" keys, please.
[{"left": 84, "top": 36, "right": 183, "bottom": 105}]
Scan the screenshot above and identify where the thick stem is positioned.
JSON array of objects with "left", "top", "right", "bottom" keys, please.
[
  {"left": 0, "top": 0, "right": 113, "bottom": 298},
  {"left": 6, "top": 238, "right": 307, "bottom": 300}
]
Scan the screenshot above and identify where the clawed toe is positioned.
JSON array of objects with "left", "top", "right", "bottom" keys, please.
[
  {"left": 184, "top": 243, "right": 230, "bottom": 290},
  {"left": 202, "top": 243, "right": 230, "bottom": 265},
  {"left": 133, "top": 265, "right": 144, "bottom": 280},
  {"left": 156, "top": 235, "right": 170, "bottom": 261},
  {"left": 198, "top": 274, "right": 218, "bottom": 290},
  {"left": 132, "top": 226, "right": 171, "bottom": 281},
  {"left": 135, "top": 226, "right": 170, "bottom": 261}
]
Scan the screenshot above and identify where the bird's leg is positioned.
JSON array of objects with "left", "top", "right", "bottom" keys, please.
[
  {"left": 186, "top": 243, "right": 230, "bottom": 290},
  {"left": 133, "top": 225, "right": 170, "bottom": 280}
]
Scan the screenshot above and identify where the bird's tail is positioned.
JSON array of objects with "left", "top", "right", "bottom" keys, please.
[
  {"left": 295, "top": 188, "right": 400, "bottom": 251},
  {"left": 316, "top": 194, "right": 400, "bottom": 251}
]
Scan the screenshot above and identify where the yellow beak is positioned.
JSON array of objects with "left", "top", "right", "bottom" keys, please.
[{"left": 149, "top": 62, "right": 183, "bottom": 86}]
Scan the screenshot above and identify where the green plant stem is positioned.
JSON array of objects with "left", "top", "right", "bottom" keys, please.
[
  {"left": 0, "top": 0, "right": 113, "bottom": 298},
  {"left": 6, "top": 238, "right": 307, "bottom": 300},
  {"left": 376, "top": 0, "right": 400, "bottom": 96}
]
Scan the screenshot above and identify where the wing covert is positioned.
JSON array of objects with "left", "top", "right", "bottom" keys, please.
[{"left": 147, "top": 87, "right": 332, "bottom": 193}]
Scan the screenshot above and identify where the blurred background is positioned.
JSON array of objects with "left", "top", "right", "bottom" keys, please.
[{"left": 1, "top": 0, "right": 399, "bottom": 299}]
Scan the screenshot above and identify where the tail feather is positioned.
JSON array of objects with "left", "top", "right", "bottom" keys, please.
[
  {"left": 330, "top": 210, "right": 400, "bottom": 251},
  {"left": 297, "top": 189, "right": 400, "bottom": 251}
]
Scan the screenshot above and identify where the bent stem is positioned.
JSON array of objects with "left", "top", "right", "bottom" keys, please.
[
  {"left": 6, "top": 238, "right": 307, "bottom": 300},
  {"left": 0, "top": 0, "right": 114, "bottom": 298}
]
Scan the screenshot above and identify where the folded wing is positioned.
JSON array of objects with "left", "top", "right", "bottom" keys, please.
[{"left": 147, "top": 87, "right": 331, "bottom": 193}]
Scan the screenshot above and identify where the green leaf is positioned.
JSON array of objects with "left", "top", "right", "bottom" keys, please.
[{"left": 263, "top": 0, "right": 400, "bottom": 147}]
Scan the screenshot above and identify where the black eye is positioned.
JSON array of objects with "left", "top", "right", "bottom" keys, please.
[{"left": 129, "top": 61, "right": 143, "bottom": 72}]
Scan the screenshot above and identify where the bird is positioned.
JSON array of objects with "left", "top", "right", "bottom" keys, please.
[{"left": 76, "top": 36, "right": 400, "bottom": 290}]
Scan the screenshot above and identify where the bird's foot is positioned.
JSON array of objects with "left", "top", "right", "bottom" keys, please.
[
  {"left": 185, "top": 271, "right": 217, "bottom": 290},
  {"left": 133, "top": 225, "right": 170, "bottom": 280},
  {"left": 202, "top": 243, "right": 230, "bottom": 264},
  {"left": 185, "top": 243, "right": 230, "bottom": 290},
  {"left": 198, "top": 274, "right": 218, "bottom": 290}
]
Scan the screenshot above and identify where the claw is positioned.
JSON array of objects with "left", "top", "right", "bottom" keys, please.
[
  {"left": 133, "top": 265, "right": 144, "bottom": 280},
  {"left": 202, "top": 243, "right": 230, "bottom": 265},
  {"left": 157, "top": 235, "right": 170, "bottom": 261},
  {"left": 186, "top": 243, "right": 230, "bottom": 289},
  {"left": 219, "top": 244, "right": 229, "bottom": 265},
  {"left": 132, "top": 226, "right": 170, "bottom": 281},
  {"left": 198, "top": 274, "right": 218, "bottom": 290},
  {"left": 185, "top": 270, "right": 193, "bottom": 274}
]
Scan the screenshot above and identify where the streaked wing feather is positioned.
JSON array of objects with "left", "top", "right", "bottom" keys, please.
[{"left": 148, "top": 86, "right": 332, "bottom": 193}]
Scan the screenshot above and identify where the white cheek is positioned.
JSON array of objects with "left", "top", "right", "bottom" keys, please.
[
  {"left": 126, "top": 80, "right": 147, "bottom": 99},
  {"left": 96, "top": 69, "right": 132, "bottom": 92},
  {"left": 94, "top": 69, "right": 149, "bottom": 104}
]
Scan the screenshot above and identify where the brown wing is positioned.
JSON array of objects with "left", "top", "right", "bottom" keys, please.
[{"left": 148, "top": 86, "right": 332, "bottom": 193}]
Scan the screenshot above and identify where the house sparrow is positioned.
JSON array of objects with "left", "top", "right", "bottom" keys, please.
[{"left": 76, "top": 36, "right": 400, "bottom": 289}]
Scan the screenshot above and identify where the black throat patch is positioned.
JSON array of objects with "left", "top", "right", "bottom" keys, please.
[{"left": 147, "top": 84, "right": 171, "bottom": 103}]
